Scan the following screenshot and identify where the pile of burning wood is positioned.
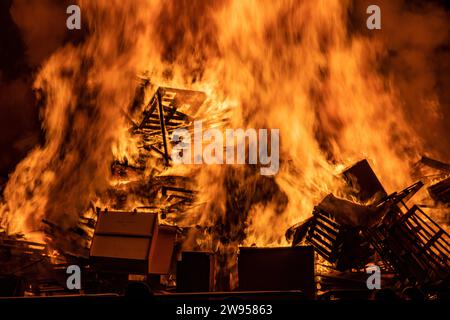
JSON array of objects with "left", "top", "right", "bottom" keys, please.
[
  {"left": 287, "top": 159, "right": 450, "bottom": 299},
  {"left": 0, "top": 85, "right": 203, "bottom": 296},
  {"left": 1, "top": 85, "right": 450, "bottom": 300}
]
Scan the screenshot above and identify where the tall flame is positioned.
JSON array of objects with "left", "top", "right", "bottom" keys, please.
[{"left": 1, "top": 0, "right": 425, "bottom": 251}]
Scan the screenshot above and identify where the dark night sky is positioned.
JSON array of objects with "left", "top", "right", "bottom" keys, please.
[{"left": 0, "top": 0, "right": 449, "bottom": 184}]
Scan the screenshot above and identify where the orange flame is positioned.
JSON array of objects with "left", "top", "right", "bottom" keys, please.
[{"left": 1, "top": 0, "right": 427, "bottom": 253}]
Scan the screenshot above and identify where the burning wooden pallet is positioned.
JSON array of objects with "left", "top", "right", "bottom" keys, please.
[
  {"left": 111, "top": 86, "right": 204, "bottom": 211},
  {"left": 0, "top": 232, "right": 47, "bottom": 274},
  {"left": 305, "top": 207, "right": 373, "bottom": 271},
  {"left": 299, "top": 182, "right": 423, "bottom": 272},
  {"left": 292, "top": 201, "right": 450, "bottom": 295},
  {"left": 132, "top": 87, "right": 205, "bottom": 165},
  {"left": 0, "top": 232, "right": 53, "bottom": 296},
  {"left": 364, "top": 202, "right": 450, "bottom": 286},
  {"left": 288, "top": 158, "right": 450, "bottom": 289}
]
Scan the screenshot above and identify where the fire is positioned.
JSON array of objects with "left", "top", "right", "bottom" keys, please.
[
  {"left": 184, "top": 0, "right": 422, "bottom": 248},
  {"left": 0, "top": 0, "right": 427, "bottom": 256}
]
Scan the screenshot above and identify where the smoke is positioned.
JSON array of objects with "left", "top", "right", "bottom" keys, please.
[
  {"left": 0, "top": 0, "right": 83, "bottom": 178},
  {"left": 353, "top": 0, "right": 450, "bottom": 161},
  {"left": 10, "top": 0, "right": 70, "bottom": 66},
  {"left": 383, "top": 0, "right": 450, "bottom": 161}
]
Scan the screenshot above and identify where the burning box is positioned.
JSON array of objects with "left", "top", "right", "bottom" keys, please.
[
  {"left": 238, "top": 246, "right": 315, "bottom": 299},
  {"left": 176, "top": 251, "right": 215, "bottom": 293},
  {"left": 341, "top": 159, "right": 387, "bottom": 203},
  {"left": 89, "top": 210, "right": 177, "bottom": 275}
]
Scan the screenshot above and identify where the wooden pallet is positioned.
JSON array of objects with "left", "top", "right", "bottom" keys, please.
[{"left": 364, "top": 204, "right": 450, "bottom": 286}]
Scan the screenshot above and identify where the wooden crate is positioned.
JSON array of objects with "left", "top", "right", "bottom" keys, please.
[{"left": 365, "top": 204, "right": 450, "bottom": 286}]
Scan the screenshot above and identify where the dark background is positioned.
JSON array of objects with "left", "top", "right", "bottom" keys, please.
[
  {"left": 0, "top": 0, "right": 85, "bottom": 185},
  {"left": 0, "top": 0, "right": 449, "bottom": 185}
]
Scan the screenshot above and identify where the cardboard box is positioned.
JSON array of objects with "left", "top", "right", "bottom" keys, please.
[{"left": 90, "top": 211, "right": 176, "bottom": 275}]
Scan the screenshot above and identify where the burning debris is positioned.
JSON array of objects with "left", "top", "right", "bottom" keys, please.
[
  {"left": 0, "top": 85, "right": 203, "bottom": 296},
  {"left": 1, "top": 82, "right": 449, "bottom": 301},
  {"left": 0, "top": 231, "right": 47, "bottom": 277},
  {"left": 131, "top": 86, "right": 202, "bottom": 166},
  {"left": 1, "top": 0, "right": 450, "bottom": 304},
  {"left": 1, "top": 84, "right": 450, "bottom": 300},
  {"left": 0, "top": 230, "right": 69, "bottom": 296},
  {"left": 287, "top": 160, "right": 450, "bottom": 298},
  {"left": 364, "top": 203, "right": 449, "bottom": 287}
]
